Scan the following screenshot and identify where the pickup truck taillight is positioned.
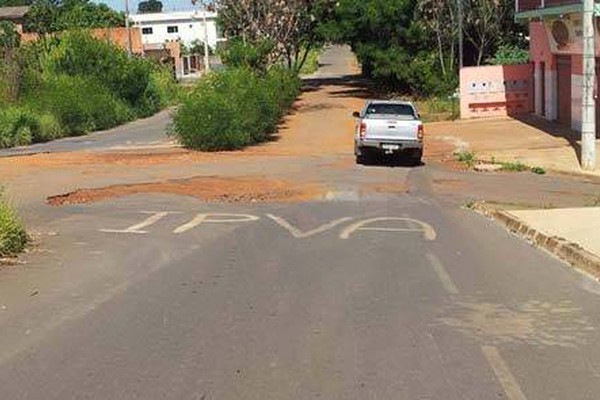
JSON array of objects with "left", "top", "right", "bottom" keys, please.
[
  {"left": 417, "top": 124, "right": 424, "bottom": 141},
  {"left": 359, "top": 122, "right": 367, "bottom": 139}
]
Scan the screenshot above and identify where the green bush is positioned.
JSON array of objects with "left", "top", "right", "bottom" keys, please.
[
  {"left": 0, "top": 106, "right": 67, "bottom": 148},
  {"left": 0, "top": 106, "right": 39, "bottom": 148},
  {"left": 0, "top": 192, "right": 28, "bottom": 258},
  {"left": 219, "top": 39, "right": 275, "bottom": 72},
  {"left": 43, "top": 31, "right": 150, "bottom": 108},
  {"left": 172, "top": 67, "right": 300, "bottom": 151},
  {"left": 27, "top": 74, "right": 134, "bottom": 135}
]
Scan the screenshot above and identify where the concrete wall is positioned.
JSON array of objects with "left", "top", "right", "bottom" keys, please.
[{"left": 460, "top": 64, "right": 533, "bottom": 119}]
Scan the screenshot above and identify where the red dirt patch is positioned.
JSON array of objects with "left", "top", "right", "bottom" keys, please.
[{"left": 47, "top": 176, "right": 323, "bottom": 206}]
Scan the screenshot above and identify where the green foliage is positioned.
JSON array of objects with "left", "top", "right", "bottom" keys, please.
[
  {"left": 487, "top": 45, "right": 529, "bottom": 66},
  {"left": 415, "top": 97, "right": 459, "bottom": 122},
  {"left": 299, "top": 47, "right": 322, "bottom": 75},
  {"left": 531, "top": 166, "right": 546, "bottom": 175},
  {"left": 0, "top": 106, "right": 39, "bottom": 147},
  {"left": 42, "top": 31, "right": 154, "bottom": 112},
  {"left": 0, "top": 21, "right": 20, "bottom": 51},
  {"left": 0, "top": 31, "right": 176, "bottom": 148},
  {"left": 219, "top": 39, "right": 275, "bottom": 72},
  {"left": 499, "top": 161, "right": 529, "bottom": 172},
  {"left": 138, "top": 0, "right": 162, "bottom": 13},
  {"left": 327, "top": 0, "right": 456, "bottom": 97},
  {"left": 26, "top": 74, "right": 134, "bottom": 135},
  {"left": 0, "top": 191, "right": 28, "bottom": 258},
  {"left": 455, "top": 150, "right": 476, "bottom": 168},
  {"left": 25, "top": 0, "right": 126, "bottom": 35},
  {"left": 172, "top": 67, "right": 301, "bottom": 151},
  {"left": 182, "top": 39, "right": 212, "bottom": 56}
]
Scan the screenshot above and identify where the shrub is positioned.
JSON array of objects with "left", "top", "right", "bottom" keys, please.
[
  {"left": 135, "top": 68, "right": 180, "bottom": 117},
  {"left": 27, "top": 74, "right": 134, "bottom": 135},
  {"left": 0, "top": 106, "right": 39, "bottom": 148},
  {"left": 455, "top": 150, "right": 476, "bottom": 168},
  {"left": 0, "top": 191, "right": 28, "bottom": 258},
  {"left": 219, "top": 39, "right": 275, "bottom": 72},
  {"left": 42, "top": 31, "right": 161, "bottom": 113},
  {"left": 172, "top": 67, "right": 301, "bottom": 151}
]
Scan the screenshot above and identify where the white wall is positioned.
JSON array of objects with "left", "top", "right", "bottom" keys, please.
[
  {"left": 545, "top": 69, "right": 558, "bottom": 121},
  {"left": 571, "top": 74, "right": 583, "bottom": 132},
  {"left": 131, "top": 12, "right": 222, "bottom": 50}
]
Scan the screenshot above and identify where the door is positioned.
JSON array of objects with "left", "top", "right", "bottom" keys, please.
[{"left": 556, "top": 56, "right": 572, "bottom": 126}]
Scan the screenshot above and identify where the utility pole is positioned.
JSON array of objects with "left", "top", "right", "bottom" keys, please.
[
  {"left": 124, "top": 0, "right": 132, "bottom": 57},
  {"left": 582, "top": 0, "right": 596, "bottom": 170},
  {"left": 457, "top": 0, "right": 464, "bottom": 69}
]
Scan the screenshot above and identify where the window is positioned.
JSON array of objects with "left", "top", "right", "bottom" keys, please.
[
  {"left": 167, "top": 26, "right": 179, "bottom": 33},
  {"left": 366, "top": 104, "right": 416, "bottom": 119},
  {"left": 142, "top": 27, "right": 153, "bottom": 35}
]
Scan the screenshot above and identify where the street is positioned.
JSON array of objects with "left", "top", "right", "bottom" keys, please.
[{"left": 1, "top": 46, "right": 600, "bottom": 399}]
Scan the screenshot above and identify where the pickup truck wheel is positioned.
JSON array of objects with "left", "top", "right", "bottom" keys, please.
[{"left": 411, "top": 149, "right": 423, "bottom": 166}]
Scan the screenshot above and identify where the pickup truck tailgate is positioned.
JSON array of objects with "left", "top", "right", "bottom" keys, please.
[{"left": 364, "top": 117, "right": 420, "bottom": 141}]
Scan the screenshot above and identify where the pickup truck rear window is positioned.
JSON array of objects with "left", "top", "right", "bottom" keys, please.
[{"left": 366, "top": 104, "right": 416, "bottom": 118}]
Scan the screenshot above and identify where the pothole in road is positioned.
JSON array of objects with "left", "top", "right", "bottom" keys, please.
[{"left": 47, "top": 176, "right": 324, "bottom": 206}]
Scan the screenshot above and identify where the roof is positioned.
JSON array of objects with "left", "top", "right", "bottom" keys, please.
[
  {"left": 130, "top": 10, "right": 217, "bottom": 24},
  {"left": 0, "top": 6, "right": 30, "bottom": 20}
]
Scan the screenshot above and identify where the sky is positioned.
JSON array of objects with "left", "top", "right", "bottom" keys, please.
[{"left": 98, "top": 0, "right": 211, "bottom": 13}]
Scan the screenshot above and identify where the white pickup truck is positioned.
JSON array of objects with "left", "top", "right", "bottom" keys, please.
[{"left": 353, "top": 100, "right": 424, "bottom": 165}]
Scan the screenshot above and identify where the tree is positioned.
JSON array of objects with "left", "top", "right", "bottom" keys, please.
[
  {"left": 138, "top": 0, "right": 162, "bottom": 14},
  {"left": 216, "top": 0, "right": 336, "bottom": 71},
  {"left": 417, "top": 0, "right": 458, "bottom": 77},
  {"left": 24, "top": 0, "right": 126, "bottom": 35}
]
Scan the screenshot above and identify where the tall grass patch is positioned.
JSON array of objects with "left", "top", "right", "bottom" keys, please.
[{"left": 0, "top": 192, "right": 28, "bottom": 258}]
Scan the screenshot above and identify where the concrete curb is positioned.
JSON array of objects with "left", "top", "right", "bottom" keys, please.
[{"left": 475, "top": 205, "right": 600, "bottom": 280}]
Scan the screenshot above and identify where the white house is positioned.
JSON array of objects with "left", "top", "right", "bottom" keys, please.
[{"left": 130, "top": 10, "right": 223, "bottom": 50}]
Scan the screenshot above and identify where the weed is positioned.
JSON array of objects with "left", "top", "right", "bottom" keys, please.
[
  {"left": 499, "top": 161, "right": 529, "bottom": 172},
  {"left": 531, "top": 166, "right": 546, "bottom": 175},
  {"left": 0, "top": 191, "right": 28, "bottom": 258},
  {"left": 454, "top": 151, "right": 477, "bottom": 168},
  {"left": 464, "top": 199, "right": 476, "bottom": 210}
]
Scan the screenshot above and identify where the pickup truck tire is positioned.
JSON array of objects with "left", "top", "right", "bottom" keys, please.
[{"left": 411, "top": 149, "right": 423, "bottom": 166}]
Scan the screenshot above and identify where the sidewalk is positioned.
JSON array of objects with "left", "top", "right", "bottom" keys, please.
[
  {"left": 426, "top": 115, "right": 600, "bottom": 177},
  {"left": 489, "top": 207, "right": 600, "bottom": 279}
]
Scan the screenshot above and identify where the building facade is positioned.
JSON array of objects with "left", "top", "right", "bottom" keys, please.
[
  {"left": 130, "top": 11, "right": 223, "bottom": 50},
  {"left": 517, "top": 0, "right": 600, "bottom": 132}
]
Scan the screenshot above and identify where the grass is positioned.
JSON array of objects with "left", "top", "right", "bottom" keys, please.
[
  {"left": 454, "top": 150, "right": 477, "bottom": 168},
  {"left": 0, "top": 192, "right": 28, "bottom": 258},
  {"left": 499, "top": 161, "right": 529, "bottom": 172},
  {"left": 415, "top": 97, "right": 460, "bottom": 122}
]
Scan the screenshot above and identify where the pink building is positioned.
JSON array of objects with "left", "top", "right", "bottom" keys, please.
[{"left": 517, "top": 0, "right": 600, "bottom": 132}]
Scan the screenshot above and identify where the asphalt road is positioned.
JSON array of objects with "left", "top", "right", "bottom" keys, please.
[
  {"left": 2, "top": 47, "right": 600, "bottom": 399},
  {"left": 0, "top": 109, "right": 173, "bottom": 157}
]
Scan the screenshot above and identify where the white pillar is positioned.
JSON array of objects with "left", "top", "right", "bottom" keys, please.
[{"left": 582, "top": 0, "right": 597, "bottom": 170}]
